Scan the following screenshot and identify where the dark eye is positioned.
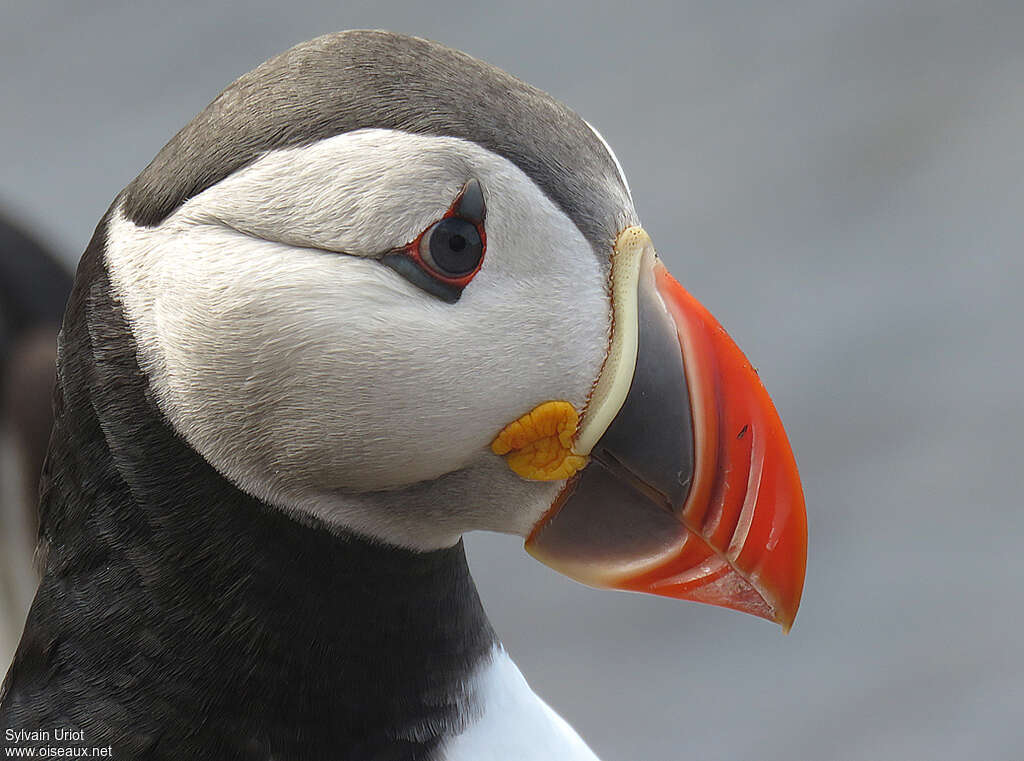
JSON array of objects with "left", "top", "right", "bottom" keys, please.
[
  {"left": 379, "top": 179, "right": 487, "bottom": 303},
  {"left": 419, "top": 217, "right": 484, "bottom": 278}
]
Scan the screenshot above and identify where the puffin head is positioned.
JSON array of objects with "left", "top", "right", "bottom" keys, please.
[{"left": 102, "top": 30, "right": 806, "bottom": 629}]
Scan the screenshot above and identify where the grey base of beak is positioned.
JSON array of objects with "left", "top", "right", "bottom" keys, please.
[{"left": 530, "top": 254, "right": 696, "bottom": 568}]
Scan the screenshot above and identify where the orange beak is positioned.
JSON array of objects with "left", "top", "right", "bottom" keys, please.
[{"left": 526, "top": 245, "right": 807, "bottom": 631}]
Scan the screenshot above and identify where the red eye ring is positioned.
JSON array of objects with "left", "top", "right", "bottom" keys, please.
[
  {"left": 405, "top": 212, "right": 486, "bottom": 287},
  {"left": 379, "top": 180, "right": 487, "bottom": 303}
]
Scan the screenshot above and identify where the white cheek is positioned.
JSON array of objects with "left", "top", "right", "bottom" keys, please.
[{"left": 104, "top": 131, "right": 611, "bottom": 543}]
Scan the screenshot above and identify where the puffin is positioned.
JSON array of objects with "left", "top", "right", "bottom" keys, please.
[
  {"left": 0, "top": 31, "right": 807, "bottom": 760},
  {"left": 0, "top": 213, "right": 71, "bottom": 668}
]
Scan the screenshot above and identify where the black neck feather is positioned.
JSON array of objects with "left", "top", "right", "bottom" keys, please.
[{"left": 1, "top": 212, "right": 496, "bottom": 760}]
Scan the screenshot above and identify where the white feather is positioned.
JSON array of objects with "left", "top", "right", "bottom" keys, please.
[
  {"left": 586, "top": 120, "right": 633, "bottom": 205},
  {"left": 104, "top": 129, "right": 620, "bottom": 549},
  {"left": 443, "top": 646, "right": 601, "bottom": 761}
]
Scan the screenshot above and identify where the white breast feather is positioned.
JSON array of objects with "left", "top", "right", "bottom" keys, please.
[{"left": 443, "top": 646, "right": 601, "bottom": 761}]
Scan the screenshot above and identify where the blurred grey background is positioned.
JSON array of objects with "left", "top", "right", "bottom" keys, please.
[{"left": 2, "top": 1, "right": 1023, "bottom": 759}]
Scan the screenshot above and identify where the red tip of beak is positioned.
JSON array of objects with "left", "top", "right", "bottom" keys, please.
[{"left": 619, "top": 263, "right": 808, "bottom": 631}]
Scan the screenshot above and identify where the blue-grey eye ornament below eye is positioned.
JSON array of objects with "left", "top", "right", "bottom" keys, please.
[{"left": 380, "top": 179, "right": 487, "bottom": 303}]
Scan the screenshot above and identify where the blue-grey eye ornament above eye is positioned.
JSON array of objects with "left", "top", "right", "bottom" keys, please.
[{"left": 380, "top": 179, "right": 487, "bottom": 303}]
